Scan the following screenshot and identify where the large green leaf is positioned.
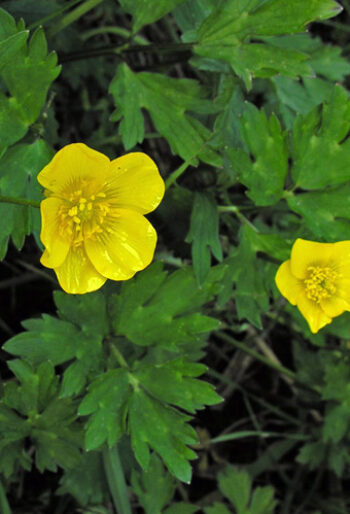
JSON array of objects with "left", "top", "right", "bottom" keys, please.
[
  {"left": 78, "top": 355, "right": 221, "bottom": 481},
  {"left": 110, "top": 63, "right": 219, "bottom": 164},
  {"left": 129, "top": 389, "right": 197, "bottom": 483},
  {"left": 112, "top": 262, "right": 222, "bottom": 348},
  {"left": 194, "top": 0, "right": 340, "bottom": 88}
]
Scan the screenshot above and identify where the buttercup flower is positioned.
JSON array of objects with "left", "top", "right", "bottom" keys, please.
[
  {"left": 275, "top": 238, "right": 350, "bottom": 333},
  {"left": 37, "top": 143, "right": 165, "bottom": 294}
]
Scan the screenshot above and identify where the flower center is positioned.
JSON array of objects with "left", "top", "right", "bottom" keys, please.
[
  {"left": 304, "top": 266, "right": 338, "bottom": 303},
  {"left": 58, "top": 184, "right": 111, "bottom": 245}
]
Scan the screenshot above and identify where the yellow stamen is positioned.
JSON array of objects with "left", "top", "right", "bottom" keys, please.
[{"left": 304, "top": 266, "right": 338, "bottom": 303}]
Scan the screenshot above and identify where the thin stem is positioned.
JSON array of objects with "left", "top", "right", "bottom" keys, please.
[
  {"left": 0, "top": 195, "right": 40, "bottom": 208},
  {"left": 0, "top": 480, "right": 11, "bottom": 514},
  {"left": 319, "top": 19, "right": 350, "bottom": 34},
  {"left": 103, "top": 446, "right": 132, "bottom": 514},
  {"left": 210, "top": 430, "right": 309, "bottom": 444},
  {"left": 208, "top": 368, "right": 302, "bottom": 427},
  {"left": 59, "top": 41, "right": 193, "bottom": 63},
  {"left": 218, "top": 205, "right": 259, "bottom": 232},
  {"left": 216, "top": 331, "right": 311, "bottom": 388},
  {"left": 48, "top": 0, "right": 105, "bottom": 37},
  {"left": 110, "top": 342, "right": 129, "bottom": 369},
  {"left": 165, "top": 161, "right": 192, "bottom": 190},
  {"left": 28, "top": 0, "right": 82, "bottom": 30}
]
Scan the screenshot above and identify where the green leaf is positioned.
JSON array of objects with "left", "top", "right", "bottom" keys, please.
[
  {"left": 0, "top": 139, "right": 53, "bottom": 257},
  {"left": 186, "top": 192, "right": 222, "bottom": 284},
  {"left": 129, "top": 389, "right": 197, "bottom": 483},
  {"left": 228, "top": 103, "right": 288, "bottom": 206},
  {"left": 224, "top": 225, "right": 272, "bottom": 328},
  {"left": 112, "top": 263, "right": 222, "bottom": 348},
  {"left": 3, "top": 315, "right": 79, "bottom": 366},
  {"left": 131, "top": 453, "right": 175, "bottom": 514},
  {"left": 57, "top": 452, "right": 109, "bottom": 507},
  {"left": 78, "top": 369, "right": 131, "bottom": 450},
  {"left": 2, "top": 360, "right": 82, "bottom": 473},
  {"left": 297, "top": 441, "right": 325, "bottom": 469},
  {"left": 54, "top": 290, "right": 108, "bottom": 337},
  {"left": 194, "top": 0, "right": 342, "bottom": 88},
  {"left": 250, "top": 486, "right": 276, "bottom": 514},
  {"left": 135, "top": 358, "right": 222, "bottom": 413},
  {"left": 110, "top": 63, "right": 219, "bottom": 164},
  {"left": 218, "top": 466, "right": 251, "bottom": 514},
  {"left": 323, "top": 405, "right": 350, "bottom": 444},
  {"left": 119, "top": 0, "right": 187, "bottom": 33},
  {"left": 291, "top": 85, "right": 350, "bottom": 189},
  {"left": 0, "top": 30, "right": 28, "bottom": 71},
  {"left": 2, "top": 26, "right": 60, "bottom": 124},
  {"left": 286, "top": 185, "right": 350, "bottom": 241}
]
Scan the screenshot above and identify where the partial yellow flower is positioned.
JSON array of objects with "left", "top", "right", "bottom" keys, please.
[
  {"left": 37, "top": 143, "right": 165, "bottom": 294},
  {"left": 275, "top": 238, "right": 350, "bottom": 333}
]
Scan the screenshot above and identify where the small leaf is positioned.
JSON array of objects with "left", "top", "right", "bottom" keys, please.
[
  {"left": 131, "top": 453, "right": 175, "bottom": 514},
  {"left": 218, "top": 466, "right": 251, "bottom": 514},
  {"left": 186, "top": 192, "right": 222, "bottom": 284},
  {"left": 119, "top": 0, "right": 187, "bottom": 33},
  {"left": 291, "top": 85, "right": 350, "bottom": 189},
  {"left": 228, "top": 103, "right": 288, "bottom": 206}
]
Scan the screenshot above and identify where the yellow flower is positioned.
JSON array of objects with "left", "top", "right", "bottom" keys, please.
[
  {"left": 37, "top": 143, "right": 165, "bottom": 294},
  {"left": 275, "top": 238, "right": 350, "bottom": 334}
]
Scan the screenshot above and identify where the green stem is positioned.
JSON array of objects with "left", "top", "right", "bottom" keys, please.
[
  {"left": 319, "top": 19, "right": 350, "bottom": 33},
  {"left": 218, "top": 205, "right": 259, "bottom": 232},
  {"left": 0, "top": 195, "right": 40, "bottom": 208},
  {"left": 28, "top": 0, "right": 82, "bottom": 30},
  {"left": 210, "top": 430, "right": 309, "bottom": 444},
  {"left": 48, "top": 0, "right": 105, "bottom": 37},
  {"left": 103, "top": 446, "right": 132, "bottom": 514},
  {"left": 216, "top": 331, "right": 311, "bottom": 388},
  {"left": 165, "top": 160, "right": 192, "bottom": 190},
  {"left": 110, "top": 343, "right": 129, "bottom": 369},
  {"left": 0, "top": 480, "right": 11, "bottom": 514},
  {"left": 59, "top": 41, "right": 193, "bottom": 63}
]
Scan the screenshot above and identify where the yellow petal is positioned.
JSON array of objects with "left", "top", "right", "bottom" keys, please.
[
  {"left": 290, "top": 238, "right": 335, "bottom": 279},
  {"left": 296, "top": 294, "right": 332, "bottom": 334},
  {"left": 55, "top": 245, "right": 106, "bottom": 294},
  {"left": 320, "top": 296, "right": 350, "bottom": 318},
  {"left": 40, "top": 249, "right": 54, "bottom": 269},
  {"left": 84, "top": 209, "right": 157, "bottom": 281},
  {"left": 275, "top": 260, "right": 303, "bottom": 305},
  {"left": 40, "top": 197, "right": 71, "bottom": 268},
  {"left": 37, "top": 143, "right": 110, "bottom": 194},
  {"left": 106, "top": 153, "right": 165, "bottom": 214},
  {"left": 333, "top": 240, "right": 350, "bottom": 275}
]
